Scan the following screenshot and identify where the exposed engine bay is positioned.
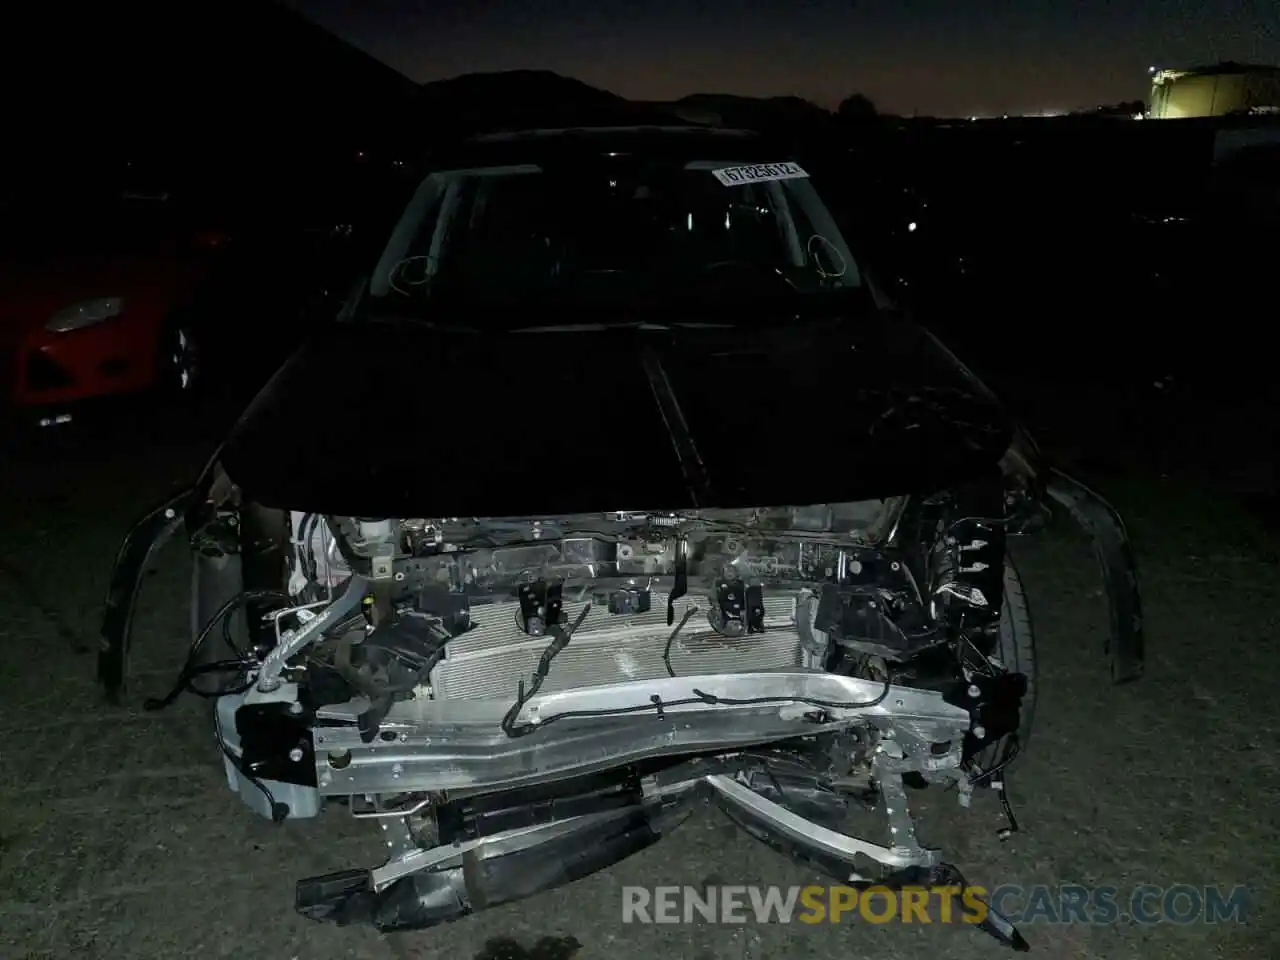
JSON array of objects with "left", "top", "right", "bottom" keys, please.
[{"left": 98, "top": 452, "right": 1142, "bottom": 953}]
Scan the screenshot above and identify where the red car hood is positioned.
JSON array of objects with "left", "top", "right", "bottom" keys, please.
[{"left": 0, "top": 253, "right": 208, "bottom": 342}]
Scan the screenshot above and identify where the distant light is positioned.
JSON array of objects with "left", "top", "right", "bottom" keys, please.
[
  {"left": 969, "top": 116, "right": 978, "bottom": 121},
  {"left": 1133, "top": 112, "right": 1145, "bottom": 120},
  {"left": 1148, "top": 65, "right": 1156, "bottom": 73},
  {"left": 38, "top": 414, "right": 72, "bottom": 428},
  {"left": 907, "top": 221, "right": 918, "bottom": 232}
]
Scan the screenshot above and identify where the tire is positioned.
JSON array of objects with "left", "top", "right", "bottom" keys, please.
[{"left": 975, "top": 556, "right": 1036, "bottom": 771}]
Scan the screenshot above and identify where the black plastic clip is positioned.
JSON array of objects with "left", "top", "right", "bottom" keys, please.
[
  {"left": 606, "top": 587, "right": 652, "bottom": 615},
  {"left": 745, "top": 583, "right": 766, "bottom": 633},
  {"left": 711, "top": 579, "right": 747, "bottom": 637},
  {"left": 518, "top": 580, "right": 563, "bottom": 637}
]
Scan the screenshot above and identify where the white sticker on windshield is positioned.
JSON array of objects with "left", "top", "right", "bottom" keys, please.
[{"left": 711, "top": 162, "right": 809, "bottom": 186}]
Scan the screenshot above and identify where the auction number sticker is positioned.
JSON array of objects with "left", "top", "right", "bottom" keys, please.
[{"left": 711, "top": 162, "right": 809, "bottom": 186}]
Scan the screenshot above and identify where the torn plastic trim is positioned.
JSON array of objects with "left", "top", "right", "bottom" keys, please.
[
  {"left": 297, "top": 802, "right": 686, "bottom": 932},
  {"left": 1044, "top": 469, "right": 1144, "bottom": 683},
  {"left": 98, "top": 445, "right": 240, "bottom": 703},
  {"left": 98, "top": 486, "right": 197, "bottom": 702},
  {"left": 296, "top": 769, "right": 1028, "bottom": 949}
]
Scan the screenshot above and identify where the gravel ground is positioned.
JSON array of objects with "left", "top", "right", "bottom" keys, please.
[{"left": 1, "top": 412, "right": 1276, "bottom": 960}]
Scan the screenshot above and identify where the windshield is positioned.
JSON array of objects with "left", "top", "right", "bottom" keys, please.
[{"left": 369, "top": 157, "right": 860, "bottom": 306}]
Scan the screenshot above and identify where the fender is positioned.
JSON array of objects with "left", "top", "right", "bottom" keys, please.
[
  {"left": 1044, "top": 469, "right": 1145, "bottom": 683},
  {"left": 1001, "top": 424, "right": 1144, "bottom": 684},
  {"left": 98, "top": 346, "right": 303, "bottom": 700},
  {"left": 98, "top": 485, "right": 196, "bottom": 702}
]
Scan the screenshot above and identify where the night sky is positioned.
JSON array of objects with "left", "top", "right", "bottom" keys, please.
[{"left": 287, "top": 0, "right": 1279, "bottom": 118}]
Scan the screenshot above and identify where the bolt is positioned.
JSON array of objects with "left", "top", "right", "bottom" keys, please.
[
  {"left": 289, "top": 701, "right": 303, "bottom": 715},
  {"left": 392, "top": 763, "right": 403, "bottom": 775},
  {"left": 288, "top": 747, "right": 304, "bottom": 762},
  {"left": 973, "top": 724, "right": 987, "bottom": 739},
  {"left": 967, "top": 684, "right": 981, "bottom": 698}
]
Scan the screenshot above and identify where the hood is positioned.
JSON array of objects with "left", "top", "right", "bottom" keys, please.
[
  {"left": 0, "top": 253, "right": 208, "bottom": 340},
  {"left": 218, "top": 306, "right": 1013, "bottom": 517}
]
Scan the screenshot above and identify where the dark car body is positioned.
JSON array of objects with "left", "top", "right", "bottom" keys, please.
[
  {"left": 97, "top": 126, "right": 1144, "bottom": 952},
  {"left": 220, "top": 300, "right": 1011, "bottom": 518}
]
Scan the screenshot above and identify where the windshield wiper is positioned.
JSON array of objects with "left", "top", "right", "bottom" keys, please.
[
  {"left": 352, "top": 308, "right": 481, "bottom": 333},
  {"left": 510, "top": 321, "right": 736, "bottom": 333}
]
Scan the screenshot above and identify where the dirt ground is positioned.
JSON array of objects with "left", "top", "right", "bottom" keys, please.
[{"left": 1, "top": 413, "right": 1276, "bottom": 960}]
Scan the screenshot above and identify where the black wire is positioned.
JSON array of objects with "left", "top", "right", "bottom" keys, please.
[
  {"left": 212, "top": 698, "right": 288, "bottom": 823},
  {"left": 941, "top": 515, "right": 1011, "bottom": 536},
  {"left": 689, "top": 675, "right": 892, "bottom": 710},
  {"left": 969, "top": 734, "right": 1021, "bottom": 785},
  {"left": 500, "top": 604, "right": 593, "bottom": 737},
  {"left": 303, "top": 513, "right": 322, "bottom": 581},
  {"left": 503, "top": 672, "right": 895, "bottom": 738},
  {"left": 144, "top": 588, "right": 292, "bottom": 711},
  {"left": 662, "top": 605, "right": 697, "bottom": 677},
  {"left": 184, "top": 660, "right": 258, "bottom": 698},
  {"left": 292, "top": 513, "right": 313, "bottom": 591},
  {"left": 996, "top": 779, "right": 1019, "bottom": 836},
  {"left": 221, "top": 607, "right": 245, "bottom": 658}
]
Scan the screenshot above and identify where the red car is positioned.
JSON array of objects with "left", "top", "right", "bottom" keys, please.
[{"left": 0, "top": 192, "right": 226, "bottom": 420}]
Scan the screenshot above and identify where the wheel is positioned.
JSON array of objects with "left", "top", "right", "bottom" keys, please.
[{"left": 974, "top": 556, "right": 1036, "bottom": 771}]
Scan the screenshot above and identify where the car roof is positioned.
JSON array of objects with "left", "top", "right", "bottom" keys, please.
[{"left": 425, "top": 124, "right": 793, "bottom": 171}]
